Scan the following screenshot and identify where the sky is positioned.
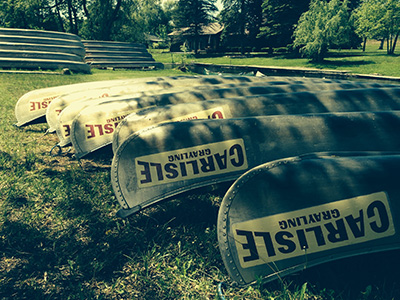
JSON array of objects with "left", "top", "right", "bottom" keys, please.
[{"left": 163, "top": 0, "right": 223, "bottom": 12}]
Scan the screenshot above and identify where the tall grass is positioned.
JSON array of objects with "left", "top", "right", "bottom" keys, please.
[{"left": 1, "top": 67, "right": 400, "bottom": 299}]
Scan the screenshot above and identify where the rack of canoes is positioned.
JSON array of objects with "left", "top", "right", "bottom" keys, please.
[
  {"left": 13, "top": 74, "right": 400, "bottom": 286},
  {"left": 0, "top": 28, "right": 90, "bottom": 73},
  {"left": 83, "top": 40, "right": 163, "bottom": 69},
  {"left": 0, "top": 28, "right": 163, "bottom": 72}
]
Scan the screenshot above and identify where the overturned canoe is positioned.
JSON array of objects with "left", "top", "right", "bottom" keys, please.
[
  {"left": 0, "top": 57, "right": 91, "bottom": 73},
  {"left": 111, "top": 111, "right": 400, "bottom": 218},
  {"left": 218, "top": 152, "right": 400, "bottom": 285},
  {"left": 0, "top": 28, "right": 81, "bottom": 41},
  {"left": 71, "top": 81, "right": 399, "bottom": 158},
  {"left": 0, "top": 42, "right": 86, "bottom": 57},
  {"left": 56, "top": 80, "right": 302, "bottom": 146},
  {"left": 112, "top": 87, "right": 400, "bottom": 153},
  {"left": 16, "top": 75, "right": 212, "bottom": 127},
  {"left": 0, "top": 34, "right": 85, "bottom": 47},
  {"left": 14, "top": 78, "right": 154, "bottom": 126},
  {"left": 46, "top": 75, "right": 346, "bottom": 132},
  {"left": 0, "top": 49, "right": 83, "bottom": 62}
]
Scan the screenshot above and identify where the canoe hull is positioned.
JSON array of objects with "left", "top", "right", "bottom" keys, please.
[
  {"left": 218, "top": 152, "right": 400, "bottom": 285},
  {"left": 112, "top": 111, "right": 400, "bottom": 218},
  {"left": 113, "top": 87, "right": 400, "bottom": 153}
]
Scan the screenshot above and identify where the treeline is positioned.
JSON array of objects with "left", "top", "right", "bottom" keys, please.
[{"left": 1, "top": 0, "right": 399, "bottom": 61}]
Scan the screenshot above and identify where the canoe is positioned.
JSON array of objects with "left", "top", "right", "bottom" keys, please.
[
  {"left": 82, "top": 40, "right": 146, "bottom": 50},
  {"left": 70, "top": 81, "right": 399, "bottom": 158},
  {"left": 0, "top": 34, "right": 85, "bottom": 47},
  {"left": 0, "top": 28, "right": 81, "bottom": 41},
  {"left": 0, "top": 57, "right": 91, "bottom": 73},
  {"left": 57, "top": 80, "right": 313, "bottom": 146},
  {"left": 85, "top": 56, "right": 155, "bottom": 62},
  {"left": 88, "top": 61, "right": 164, "bottom": 69},
  {"left": 111, "top": 111, "right": 400, "bottom": 218},
  {"left": 0, "top": 42, "right": 86, "bottom": 57},
  {"left": 14, "top": 77, "right": 160, "bottom": 127},
  {"left": 0, "top": 50, "right": 83, "bottom": 62},
  {"left": 84, "top": 50, "right": 152, "bottom": 57},
  {"left": 46, "top": 75, "right": 339, "bottom": 132},
  {"left": 112, "top": 87, "right": 400, "bottom": 153},
  {"left": 15, "top": 75, "right": 202, "bottom": 127},
  {"left": 218, "top": 152, "right": 400, "bottom": 285}
]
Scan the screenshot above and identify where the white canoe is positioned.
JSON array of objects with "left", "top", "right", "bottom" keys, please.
[
  {"left": 46, "top": 75, "right": 335, "bottom": 132},
  {"left": 56, "top": 80, "right": 305, "bottom": 146},
  {"left": 0, "top": 28, "right": 82, "bottom": 41},
  {"left": 15, "top": 75, "right": 199, "bottom": 127}
]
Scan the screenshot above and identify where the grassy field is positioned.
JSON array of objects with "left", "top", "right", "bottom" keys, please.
[
  {"left": 1, "top": 63, "right": 400, "bottom": 299},
  {"left": 151, "top": 40, "right": 400, "bottom": 78}
]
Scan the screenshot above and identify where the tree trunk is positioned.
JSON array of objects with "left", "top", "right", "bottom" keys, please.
[
  {"left": 362, "top": 37, "right": 367, "bottom": 52},
  {"left": 55, "top": 0, "right": 65, "bottom": 32},
  {"left": 388, "top": 33, "right": 399, "bottom": 54},
  {"left": 392, "top": 32, "right": 399, "bottom": 54},
  {"left": 66, "top": 0, "right": 76, "bottom": 34},
  {"left": 379, "top": 38, "right": 384, "bottom": 50}
]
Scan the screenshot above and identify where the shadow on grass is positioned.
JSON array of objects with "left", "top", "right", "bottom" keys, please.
[
  {"left": 0, "top": 159, "right": 223, "bottom": 299},
  {"left": 2, "top": 150, "right": 400, "bottom": 299},
  {"left": 309, "top": 59, "right": 376, "bottom": 68}
]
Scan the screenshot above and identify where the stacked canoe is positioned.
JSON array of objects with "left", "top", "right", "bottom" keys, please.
[
  {"left": 83, "top": 40, "right": 163, "bottom": 69},
  {"left": 0, "top": 28, "right": 90, "bottom": 73},
  {"left": 14, "top": 74, "right": 400, "bottom": 285}
]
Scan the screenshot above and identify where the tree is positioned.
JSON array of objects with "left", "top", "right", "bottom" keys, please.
[
  {"left": 79, "top": 0, "right": 124, "bottom": 40},
  {"left": 0, "top": 0, "right": 177, "bottom": 44},
  {"left": 220, "top": 0, "right": 263, "bottom": 53},
  {"left": 258, "top": 0, "right": 310, "bottom": 49},
  {"left": 353, "top": 0, "right": 400, "bottom": 54},
  {"left": 293, "top": 0, "right": 353, "bottom": 62},
  {"left": 0, "top": 0, "right": 61, "bottom": 31},
  {"left": 173, "top": 0, "right": 218, "bottom": 54}
]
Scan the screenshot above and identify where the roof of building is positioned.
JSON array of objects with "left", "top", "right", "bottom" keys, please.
[{"left": 168, "top": 23, "right": 224, "bottom": 37}]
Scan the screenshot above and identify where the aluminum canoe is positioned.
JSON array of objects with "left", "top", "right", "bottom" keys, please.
[
  {"left": 0, "top": 57, "right": 91, "bottom": 74},
  {"left": 111, "top": 111, "right": 400, "bottom": 218},
  {"left": 218, "top": 152, "right": 400, "bottom": 285},
  {"left": 70, "top": 80, "right": 389, "bottom": 159},
  {"left": 0, "top": 34, "right": 85, "bottom": 47},
  {"left": 45, "top": 75, "right": 347, "bottom": 132},
  {"left": 0, "top": 27, "right": 82, "bottom": 41},
  {"left": 14, "top": 77, "right": 162, "bottom": 127},
  {"left": 112, "top": 87, "right": 400, "bottom": 153},
  {"left": 55, "top": 80, "right": 305, "bottom": 146}
]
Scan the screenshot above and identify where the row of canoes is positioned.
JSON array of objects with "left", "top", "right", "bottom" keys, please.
[
  {"left": 0, "top": 28, "right": 90, "bottom": 73},
  {"left": 83, "top": 40, "right": 163, "bottom": 70},
  {"left": 0, "top": 28, "right": 164, "bottom": 72},
  {"left": 14, "top": 74, "right": 400, "bottom": 285}
]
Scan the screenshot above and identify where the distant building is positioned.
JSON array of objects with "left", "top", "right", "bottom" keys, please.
[
  {"left": 168, "top": 23, "right": 224, "bottom": 52},
  {"left": 144, "top": 34, "right": 166, "bottom": 48}
]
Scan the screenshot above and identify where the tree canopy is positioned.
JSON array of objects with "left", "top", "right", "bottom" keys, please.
[
  {"left": 353, "top": 0, "right": 400, "bottom": 54},
  {"left": 172, "top": 0, "right": 218, "bottom": 53},
  {"left": 258, "top": 0, "right": 310, "bottom": 49},
  {"left": 219, "top": 0, "right": 263, "bottom": 53},
  {"left": 0, "top": 0, "right": 397, "bottom": 55},
  {"left": 293, "top": 0, "right": 353, "bottom": 61}
]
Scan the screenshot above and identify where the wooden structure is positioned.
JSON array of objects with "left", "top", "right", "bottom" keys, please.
[{"left": 168, "top": 23, "right": 224, "bottom": 52}]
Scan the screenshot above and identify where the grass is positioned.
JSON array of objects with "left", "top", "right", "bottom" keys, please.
[
  {"left": 151, "top": 40, "right": 400, "bottom": 77},
  {"left": 1, "top": 62, "right": 400, "bottom": 299}
]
